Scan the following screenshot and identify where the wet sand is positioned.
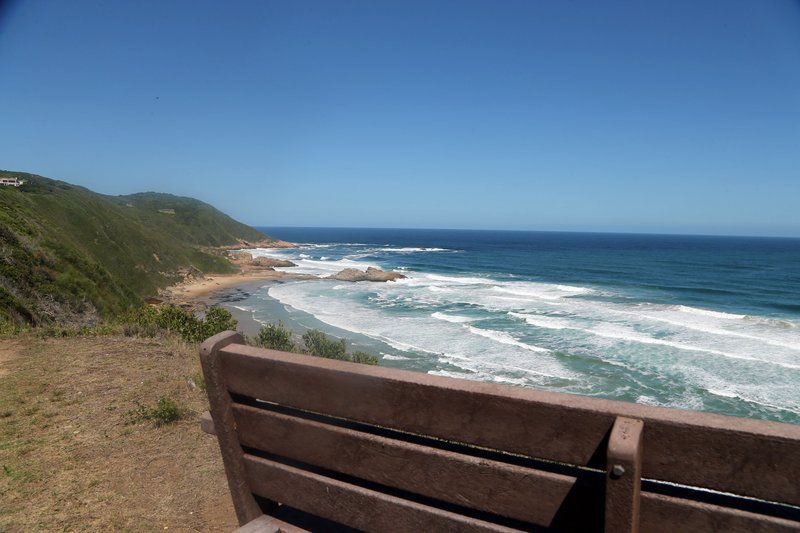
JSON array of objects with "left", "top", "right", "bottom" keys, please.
[{"left": 163, "top": 270, "right": 313, "bottom": 301}]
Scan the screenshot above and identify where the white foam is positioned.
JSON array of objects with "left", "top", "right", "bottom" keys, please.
[
  {"left": 427, "top": 286, "right": 452, "bottom": 293},
  {"left": 586, "top": 323, "right": 800, "bottom": 369},
  {"left": 675, "top": 306, "right": 745, "bottom": 319},
  {"left": 428, "top": 369, "right": 475, "bottom": 380},
  {"left": 634, "top": 308, "right": 800, "bottom": 352},
  {"left": 507, "top": 310, "right": 800, "bottom": 370},
  {"left": 423, "top": 274, "right": 494, "bottom": 285},
  {"left": 380, "top": 353, "right": 411, "bottom": 361},
  {"left": 708, "top": 388, "right": 737, "bottom": 399},
  {"left": 378, "top": 247, "right": 451, "bottom": 252},
  {"left": 295, "top": 242, "right": 368, "bottom": 248},
  {"left": 509, "top": 312, "right": 572, "bottom": 330},
  {"left": 466, "top": 326, "right": 549, "bottom": 352},
  {"left": 491, "top": 283, "right": 593, "bottom": 300},
  {"left": 431, "top": 312, "right": 475, "bottom": 323},
  {"left": 267, "top": 281, "right": 575, "bottom": 383}
]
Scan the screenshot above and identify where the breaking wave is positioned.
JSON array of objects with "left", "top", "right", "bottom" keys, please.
[{"left": 241, "top": 237, "right": 800, "bottom": 422}]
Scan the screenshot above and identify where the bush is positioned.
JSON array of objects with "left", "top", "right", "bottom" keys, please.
[
  {"left": 351, "top": 351, "right": 379, "bottom": 365},
  {"left": 124, "top": 397, "right": 184, "bottom": 427},
  {"left": 202, "top": 306, "right": 237, "bottom": 339},
  {"left": 122, "top": 322, "right": 160, "bottom": 338},
  {"left": 156, "top": 305, "right": 204, "bottom": 342},
  {"left": 252, "top": 322, "right": 381, "bottom": 365},
  {"left": 123, "top": 304, "right": 237, "bottom": 342},
  {"left": 256, "top": 322, "right": 295, "bottom": 352},
  {"left": 302, "top": 329, "right": 348, "bottom": 360},
  {"left": 300, "top": 328, "right": 379, "bottom": 365}
]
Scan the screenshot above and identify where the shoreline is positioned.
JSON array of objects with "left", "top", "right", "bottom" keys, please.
[
  {"left": 162, "top": 270, "right": 311, "bottom": 302},
  {"left": 160, "top": 240, "right": 312, "bottom": 306},
  {"left": 161, "top": 272, "right": 308, "bottom": 338},
  {"left": 160, "top": 239, "right": 405, "bottom": 309}
]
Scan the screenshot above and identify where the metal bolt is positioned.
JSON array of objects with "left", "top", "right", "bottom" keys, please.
[{"left": 612, "top": 464, "right": 626, "bottom": 477}]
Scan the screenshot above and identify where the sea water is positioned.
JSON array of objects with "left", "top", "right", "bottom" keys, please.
[{"left": 229, "top": 228, "right": 800, "bottom": 424}]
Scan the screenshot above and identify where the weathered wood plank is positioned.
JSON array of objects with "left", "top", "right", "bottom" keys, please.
[
  {"left": 242, "top": 454, "right": 522, "bottom": 532},
  {"left": 639, "top": 493, "right": 800, "bottom": 533},
  {"left": 219, "top": 344, "right": 800, "bottom": 506},
  {"left": 242, "top": 452, "right": 800, "bottom": 533},
  {"left": 232, "top": 403, "right": 599, "bottom": 528}
]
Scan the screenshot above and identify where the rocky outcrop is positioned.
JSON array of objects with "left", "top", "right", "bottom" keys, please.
[
  {"left": 250, "top": 257, "right": 297, "bottom": 268},
  {"left": 219, "top": 239, "right": 296, "bottom": 251},
  {"left": 228, "top": 252, "right": 296, "bottom": 269},
  {"left": 329, "top": 267, "right": 406, "bottom": 282},
  {"left": 176, "top": 266, "right": 204, "bottom": 280},
  {"left": 228, "top": 251, "right": 252, "bottom": 262}
]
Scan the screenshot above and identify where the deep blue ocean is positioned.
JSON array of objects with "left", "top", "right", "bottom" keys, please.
[{"left": 231, "top": 227, "right": 800, "bottom": 424}]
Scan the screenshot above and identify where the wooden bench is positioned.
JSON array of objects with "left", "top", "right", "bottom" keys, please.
[{"left": 199, "top": 331, "right": 800, "bottom": 532}]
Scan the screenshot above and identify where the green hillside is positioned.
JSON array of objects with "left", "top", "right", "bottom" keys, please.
[{"left": 0, "top": 170, "right": 271, "bottom": 326}]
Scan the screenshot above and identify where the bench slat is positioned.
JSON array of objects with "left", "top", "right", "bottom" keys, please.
[
  {"left": 219, "top": 344, "right": 800, "bottom": 507},
  {"left": 640, "top": 493, "right": 800, "bottom": 533},
  {"left": 233, "top": 403, "right": 599, "bottom": 528},
  {"left": 242, "top": 454, "right": 521, "bottom": 532}
]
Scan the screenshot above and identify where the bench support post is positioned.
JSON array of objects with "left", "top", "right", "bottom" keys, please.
[
  {"left": 200, "top": 331, "right": 265, "bottom": 526},
  {"left": 605, "top": 416, "right": 644, "bottom": 533}
]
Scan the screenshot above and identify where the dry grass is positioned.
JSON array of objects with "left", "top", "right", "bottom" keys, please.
[{"left": 0, "top": 334, "right": 236, "bottom": 531}]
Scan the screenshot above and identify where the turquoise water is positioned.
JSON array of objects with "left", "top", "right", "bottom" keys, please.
[{"left": 229, "top": 228, "right": 800, "bottom": 424}]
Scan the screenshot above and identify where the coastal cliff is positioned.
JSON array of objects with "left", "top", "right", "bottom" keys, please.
[{"left": 0, "top": 170, "right": 276, "bottom": 327}]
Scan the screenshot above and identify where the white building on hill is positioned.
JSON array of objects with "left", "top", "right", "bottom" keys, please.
[{"left": 0, "top": 177, "right": 24, "bottom": 187}]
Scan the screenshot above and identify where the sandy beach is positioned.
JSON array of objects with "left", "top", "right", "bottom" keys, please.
[
  {"left": 162, "top": 269, "right": 312, "bottom": 302},
  {"left": 158, "top": 239, "right": 315, "bottom": 305}
]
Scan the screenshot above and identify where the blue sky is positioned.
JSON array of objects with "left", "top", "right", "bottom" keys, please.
[{"left": 1, "top": 1, "right": 799, "bottom": 236}]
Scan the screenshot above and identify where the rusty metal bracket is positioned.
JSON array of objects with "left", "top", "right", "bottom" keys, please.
[{"left": 605, "top": 416, "right": 644, "bottom": 533}]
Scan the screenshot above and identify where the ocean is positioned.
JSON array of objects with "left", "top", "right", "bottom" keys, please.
[{"left": 227, "top": 227, "right": 800, "bottom": 424}]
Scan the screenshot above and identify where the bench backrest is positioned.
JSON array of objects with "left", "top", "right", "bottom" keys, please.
[{"left": 200, "top": 331, "right": 800, "bottom": 532}]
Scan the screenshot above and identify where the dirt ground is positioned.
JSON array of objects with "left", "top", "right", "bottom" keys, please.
[{"left": 0, "top": 334, "right": 237, "bottom": 531}]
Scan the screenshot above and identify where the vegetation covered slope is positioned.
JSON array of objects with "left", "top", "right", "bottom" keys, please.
[{"left": 0, "top": 170, "right": 271, "bottom": 326}]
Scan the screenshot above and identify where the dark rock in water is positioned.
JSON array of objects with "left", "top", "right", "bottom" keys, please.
[{"left": 329, "top": 266, "right": 406, "bottom": 282}]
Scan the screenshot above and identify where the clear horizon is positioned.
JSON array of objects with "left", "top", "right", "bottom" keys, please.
[
  {"left": 256, "top": 225, "right": 800, "bottom": 240},
  {"left": 1, "top": 1, "right": 799, "bottom": 237}
]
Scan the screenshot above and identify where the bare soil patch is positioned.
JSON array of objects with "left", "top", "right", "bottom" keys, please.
[
  {"left": 0, "top": 335, "right": 237, "bottom": 531},
  {"left": 0, "top": 340, "right": 22, "bottom": 378}
]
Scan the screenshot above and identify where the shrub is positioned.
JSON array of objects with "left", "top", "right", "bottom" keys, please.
[
  {"left": 202, "top": 306, "right": 237, "bottom": 338},
  {"left": 250, "top": 322, "right": 381, "bottom": 365},
  {"left": 302, "top": 329, "right": 348, "bottom": 360},
  {"left": 122, "top": 304, "right": 237, "bottom": 343},
  {"left": 155, "top": 305, "right": 204, "bottom": 342},
  {"left": 124, "top": 397, "right": 184, "bottom": 427},
  {"left": 301, "top": 329, "right": 379, "bottom": 365},
  {"left": 122, "top": 321, "right": 160, "bottom": 338},
  {"left": 256, "top": 322, "right": 295, "bottom": 352},
  {"left": 351, "top": 351, "right": 379, "bottom": 365}
]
